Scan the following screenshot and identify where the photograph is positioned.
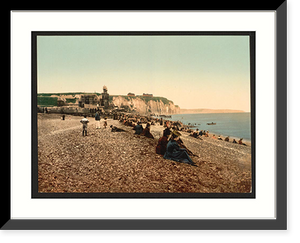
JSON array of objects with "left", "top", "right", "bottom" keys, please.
[{"left": 34, "top": 32, "right": 254, "bottom": 196}]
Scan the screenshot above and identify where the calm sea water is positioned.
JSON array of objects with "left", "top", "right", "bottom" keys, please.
[{"left": 169, "top": 113, "right": 252, "bottom": 141}]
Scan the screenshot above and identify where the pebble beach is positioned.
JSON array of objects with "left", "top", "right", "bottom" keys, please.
[{"left": 37, "top": 113, "right": 252, "bottom": 194}]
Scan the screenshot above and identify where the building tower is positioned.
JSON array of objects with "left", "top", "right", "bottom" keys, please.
[{"left": 101, "top": 85, "right": 109, "bottom": 109}]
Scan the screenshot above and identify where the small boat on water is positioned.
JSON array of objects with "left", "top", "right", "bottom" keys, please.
[
  {"left": 159, "top": 115, "right": 172, "bottom": 118},
  {"left": 207, "top": 122, "right": 216, "bottom": 125}
]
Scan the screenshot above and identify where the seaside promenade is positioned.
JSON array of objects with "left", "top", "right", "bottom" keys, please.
[{"left": 37, "top": 113, "right": 252, "bottom": 194}]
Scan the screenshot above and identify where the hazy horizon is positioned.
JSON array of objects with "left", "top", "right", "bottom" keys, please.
[{"left": 37, "top": 34, "right": 252, "bottom": 112}]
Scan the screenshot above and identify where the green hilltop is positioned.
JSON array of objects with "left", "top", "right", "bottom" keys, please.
[{"left": 37, "top": 93, "right": 175, "bottom": 107}]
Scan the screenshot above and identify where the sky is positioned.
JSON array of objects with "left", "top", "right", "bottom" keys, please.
[{"left": 37, "top": 35, "right": 251, "bottom": 111}]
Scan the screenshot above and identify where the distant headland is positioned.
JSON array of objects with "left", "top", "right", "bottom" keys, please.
[{"left": 179, "top": 109, "right": 245, "bottom": 114}]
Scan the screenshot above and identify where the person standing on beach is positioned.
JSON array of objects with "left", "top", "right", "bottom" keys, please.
[
  {"left": 80, "top": 115, "right": 89, "bottom": 136},
  {"left": 95, "top": 112, "right": 101, "bottom": 129}
]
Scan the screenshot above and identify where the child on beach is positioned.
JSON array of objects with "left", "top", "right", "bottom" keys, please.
[
  {"left": 103, "top": 117, "right": 108, "bottom": 128},
  {"left": 205, "top": 131, "right": 209, "bottom": 137},
  {"left": 80, "top": 115, "right": 89, "bottom": 136}
]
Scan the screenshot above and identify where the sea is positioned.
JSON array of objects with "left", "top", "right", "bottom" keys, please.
[{"left": 169, "top": 112, "right": 252, "bottom": 142}]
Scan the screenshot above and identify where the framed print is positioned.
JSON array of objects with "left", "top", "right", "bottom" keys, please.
[
  {"left": 4, "top": 2, "right": 287, "bottom": 230},
  {"left": 31, "top": 31, "right": 255, "bottom": 199}
]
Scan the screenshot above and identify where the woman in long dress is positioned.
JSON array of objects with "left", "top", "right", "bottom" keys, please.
[
  {"left": 156, "top": 129, "right": 169, "bottom": 155},
  {"left": 163, "top": 130, "right": 196, "bottom": 166}
]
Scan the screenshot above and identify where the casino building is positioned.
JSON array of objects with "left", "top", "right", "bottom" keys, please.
[{"left": 78, "top": 85, "right": 110, "bottom": 109}]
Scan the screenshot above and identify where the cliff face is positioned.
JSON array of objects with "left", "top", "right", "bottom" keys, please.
[
  {"left": 112, "top": 96, "right": 180, "bottom": 115},
  {"left": 37, "top": 93, "right": 181, "bottom": 115}
]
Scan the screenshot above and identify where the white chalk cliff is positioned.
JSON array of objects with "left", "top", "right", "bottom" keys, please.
[{"left": 112, "top": 96, "right": 180, "bottom": 115}]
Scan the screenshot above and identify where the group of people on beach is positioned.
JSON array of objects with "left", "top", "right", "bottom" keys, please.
[
  {"left": 77, "top": 112, "right": 246, "bottom": 166},
  {"left": 214, "top": 135, "right": 247, "bottom": 145},
  {"left": 187, "top": 128, "right": 247, "bottom": 146},
  {"left": 121, "top": 115, "right": 197, "bottom": 166},
  {"left": 79, "top": 112, "right": 108, "bottom": 136},
  {"left": 131, "top": 119, "right": 197, "bottom": 166},
  {"left": 78, "top": 112, "right": 197, "bottom": 166}
]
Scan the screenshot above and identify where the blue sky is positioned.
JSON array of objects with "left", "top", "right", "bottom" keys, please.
[{"left": 37, "top": 35, "right": 251, "bottom": 111}]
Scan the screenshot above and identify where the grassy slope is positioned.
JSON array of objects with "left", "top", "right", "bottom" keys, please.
[{"left": 38, "top": 93, "right": 174, "bottom": 106}]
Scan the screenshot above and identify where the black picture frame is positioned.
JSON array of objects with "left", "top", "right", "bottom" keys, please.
[{"left": 4, "top": 2, "right": 287, "bottom": 230}]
